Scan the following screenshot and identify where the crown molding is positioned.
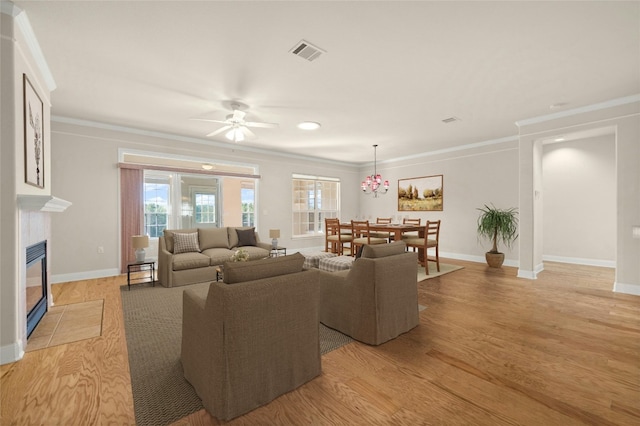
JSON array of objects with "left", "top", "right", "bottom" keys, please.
[
  {"left": 515, "top": 94, "right": 640, "bottom": 127},
  {"left": 51, "top": 115, "right": 357, "bottom": 168},
  {"left": 1, "top": 1, "right": 56, "bottom": 91}
]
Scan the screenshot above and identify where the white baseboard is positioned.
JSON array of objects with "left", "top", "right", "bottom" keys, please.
[
  {"left": 613, "top": 282, "right": 640, "bottom": 296},
  {"left": 543, "top": 255, "right": 615, "bottom": 268},
  {"left": 51, "top": 268, "right": 120, "bottom": 284},
  {"left": 440, "top": 251, "right": 519, "bottom": 268},
  {"left": 0, "top": 340, "right": 24, "bottom": 365},
  {"left": 517, "top": 269, "right": 537, "bottom": 279}
]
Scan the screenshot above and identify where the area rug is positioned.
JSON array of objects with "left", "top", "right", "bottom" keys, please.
[
  {"left": 417, "top": 262, "right": 463, "bottom": 281},
  {"left": 120, "top": 282, "right": 354, "bottom": 426}
]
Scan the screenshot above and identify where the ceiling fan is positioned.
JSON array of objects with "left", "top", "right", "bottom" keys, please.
[{"left": 192, "top": 102, "right": 279, "bottom": 142}]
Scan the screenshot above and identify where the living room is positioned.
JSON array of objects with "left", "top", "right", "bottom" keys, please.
[{"left": 1, "top": 1, "right": 639, "bottom": 424}]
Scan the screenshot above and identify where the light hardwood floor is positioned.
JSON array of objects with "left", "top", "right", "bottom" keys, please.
[{"left": 1, "top": 261, "right": 638, "bottom": 425}]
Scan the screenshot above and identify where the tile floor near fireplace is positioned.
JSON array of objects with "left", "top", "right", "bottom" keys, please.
[{"left": 26, "top": 300, "right": 104, "bottom": 351}]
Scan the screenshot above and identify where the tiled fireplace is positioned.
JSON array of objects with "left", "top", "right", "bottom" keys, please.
[{"left": 18, "top": 195, "right": 71, "bottom": 349}]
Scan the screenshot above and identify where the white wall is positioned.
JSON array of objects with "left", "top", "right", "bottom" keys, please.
[{"left": 542, "top": 135, "right": 616, "bottom": 265}]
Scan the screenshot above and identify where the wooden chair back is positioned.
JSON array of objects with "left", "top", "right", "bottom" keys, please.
[
  {"left": 376, "top": 217, "right": 392, "bottom": 224},
  {"left": 403, "top": 218, "right": 421, "bottom": 226},
  {"left": 351, "top": 220, "right": 371, "bottom": 239}
]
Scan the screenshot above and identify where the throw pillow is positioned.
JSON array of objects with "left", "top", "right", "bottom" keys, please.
[
  {"left": 199, "top": 227, "right": 229, "bottom": 250},
  {"left": 236, "top": 228, "right": 257, "bottom": 246},
  {"left": 173, "top": 232, "right": 201, "bottom": 254}
]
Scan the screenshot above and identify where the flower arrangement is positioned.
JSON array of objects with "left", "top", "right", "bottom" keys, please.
[{"left": 231, "top": 248, "right": 249, "bottom": 262}]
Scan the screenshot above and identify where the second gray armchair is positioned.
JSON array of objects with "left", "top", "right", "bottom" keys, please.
[{"left": 318, "top": 241, "right": 419, "bottom": 345}]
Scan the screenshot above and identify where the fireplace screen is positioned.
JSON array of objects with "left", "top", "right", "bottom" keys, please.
[{"left": 26, "top": 241, "right": 47, "bottom": 337}]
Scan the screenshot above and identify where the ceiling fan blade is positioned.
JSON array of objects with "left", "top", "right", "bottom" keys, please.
[
  {"left": 206, "top": 125, "right": 231, "bottom": 137},
  {"left": 244, "top": 121, "right": 279, "bottom": 129},
  {"left": 242, "top": 127, "right": 257, "bottom": 139},
  {"left": 191, "top": 118, "right": 230, "bottom": 125}
]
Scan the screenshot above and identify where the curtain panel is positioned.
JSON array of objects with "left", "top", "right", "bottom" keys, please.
[{"left": 120, "top": 167, "right": 143, "bottom": 273}]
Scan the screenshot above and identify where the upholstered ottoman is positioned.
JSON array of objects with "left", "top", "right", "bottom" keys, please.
[
  {"left": 302, "top": 251, "right": 338, "bottom": 269},
  {"left": 318, "top": 255, "right": 355, "bottom": 272}
]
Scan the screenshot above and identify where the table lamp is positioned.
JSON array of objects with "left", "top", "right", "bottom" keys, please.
[
  {"left": 132, "top": 235, "right": 149, "bottom": 262},
  {"left": 269, "top": 229, "right": 280, "bottom": 249}
]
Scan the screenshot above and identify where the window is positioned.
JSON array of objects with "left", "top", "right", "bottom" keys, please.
[
  {"left": 144, "top": 173, "right": 170, "bottom": 238},
  {"left": 143, "top": 170, "right": 257, "bottom": 235},
  {"left": 194, "top": 191, "right": 216, "bottom": 224},
  {"left": 292, "top": 174, "right": 340, "bottom": 237},
  {"left": 241, "top": 181, "right": 255, "bottom": 227}
]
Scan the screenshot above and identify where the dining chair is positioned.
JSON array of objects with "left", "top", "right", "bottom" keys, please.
[
  {"left": 351, "top": 220, "right": 388, "bottom": 256},
  {"left": 325, "top": 218, "right": 352, "bottom": 255},
  {"left": 403, "top": 220, "right": 440, "bottom": 275},
  {"left": 401, "top": 218, "right": 422, "bottom": 250},
  {"left": 370, "top": 217, "right": 392, "bottom": 242}
]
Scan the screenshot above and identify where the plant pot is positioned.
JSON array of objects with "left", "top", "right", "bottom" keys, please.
[{"left": 485, "top": 252, "right": 505, "bottom": 268}]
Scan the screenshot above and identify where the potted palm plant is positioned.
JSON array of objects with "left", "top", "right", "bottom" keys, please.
[{"left": 476, "top": 204, "right": 518, "bottom": 268}]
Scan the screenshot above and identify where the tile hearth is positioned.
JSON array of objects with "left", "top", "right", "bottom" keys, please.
[{"left": 26, "top": 299, "right": 103, "bottom": 351}]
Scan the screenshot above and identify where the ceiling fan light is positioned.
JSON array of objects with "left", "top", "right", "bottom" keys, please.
[
  {"left": 297, "top": 121, "right": 321, "bottom": 130},
  {"left": 225, "top": 128, "right": 245, "bottom": 142}
]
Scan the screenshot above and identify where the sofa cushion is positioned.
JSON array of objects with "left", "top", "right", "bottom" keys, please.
[
  {"left": 223, "top": 252, "right": 305, "bottom": 284},
  {"left": 199, "top": 227, "right": 230, "bottom": 250},
  {"left": 172, "top": 252, "right": 210, "bottom": 271},
  {"left": 239, "top": 246, "right": 270, "bottom": 261},
  {"left": 164, "top": 228, "right": 197, "bottom": 253},
  {"left": 361, "top": 241, "right": 407, "bottom": 258},
  {"left": 236, "top": 227, "right": 257, "bottom": 246},
  {"left": 202, "top": 248, "right": 235, "bottom": 266},
  {"left": 173, "top": 232, "right": 201, "bottom": 254},
  {"left": 228, "top": 226, "right": 253, "bottom": 248}
]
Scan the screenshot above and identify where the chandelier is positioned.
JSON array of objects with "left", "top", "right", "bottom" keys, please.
[{"left": 361, "top": 144, "right": 389, "bottom": 197}]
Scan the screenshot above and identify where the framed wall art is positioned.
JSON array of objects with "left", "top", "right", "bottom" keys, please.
[
  {"left": 398, "top": 174, "right": 443, "bottom": 211},
  {"left": 23, "top": 74, "right": 45, "bottom": 188}
]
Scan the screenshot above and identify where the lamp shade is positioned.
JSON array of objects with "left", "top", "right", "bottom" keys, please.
[
  {"left": 269, "top": 229, "right": 280, "bottom": 239},
  {"left": 132, "top": 235, "right": 149, "bottom": 249}
]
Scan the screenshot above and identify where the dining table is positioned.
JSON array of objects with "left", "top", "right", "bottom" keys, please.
[{"left": 340, "top": 222, "right": 423, "bottom": 240}]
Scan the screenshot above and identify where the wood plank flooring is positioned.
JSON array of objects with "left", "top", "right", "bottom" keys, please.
[{"left": 1, "top": 261, "right": 638, "bottom": 425}]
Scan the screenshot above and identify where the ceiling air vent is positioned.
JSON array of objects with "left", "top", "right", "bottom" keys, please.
[
  {"left": 441, "top": 116, "right": 461, "bottom": 124},
  {"left": 290, "top": 40, "right": 325, "bottom": 62}
]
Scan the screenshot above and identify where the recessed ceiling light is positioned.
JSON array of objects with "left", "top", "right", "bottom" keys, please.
[
  {"left": 201, "top": 163, "right": 214, "bottom": 170},
  {"left": 297, "top": 121, "right": 321, "bottom": 130},
  {"left": 550, "top": 102, "right": 568, "bottom": 110}
]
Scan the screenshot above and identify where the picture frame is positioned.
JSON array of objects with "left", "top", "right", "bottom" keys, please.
[
  {"left": 23, "top": 74, "right": 45, "bottom": 188},
  {"left": 398, "top": 174, "right": 443, "bottom": 211}
]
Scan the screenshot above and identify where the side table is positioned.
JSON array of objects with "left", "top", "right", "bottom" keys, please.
[
  {"left": 127, "top": 261, "right": 155, "bottom": 290},
  {"left": 269, "top": 247, "right": 286, "bottom": 257}
]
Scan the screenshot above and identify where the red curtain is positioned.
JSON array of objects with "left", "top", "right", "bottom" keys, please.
[{"left": 120, "top": 167, "right": 143, "bottom": 273}]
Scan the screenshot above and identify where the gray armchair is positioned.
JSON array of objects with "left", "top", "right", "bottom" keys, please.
[
  {"left": 318, "top": 241, "right": 419, "bottom": 345},
  {"left": 181, "top": 254, "right": 321, "bottom": 421}
]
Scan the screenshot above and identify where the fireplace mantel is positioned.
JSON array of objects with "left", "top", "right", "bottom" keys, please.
[{"left": 17, "top": 195, "right": 72, "bottom": 212}]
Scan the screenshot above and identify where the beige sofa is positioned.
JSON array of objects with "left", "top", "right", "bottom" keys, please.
[
  {"left": 318, "top": 241, "right": 419, "bottom": 345},
  {"left": 181, "top": 253, "right": 321, "bottom": 421},
  {"left": 157, "top": 227, "right": 271, "bottom": 287}
]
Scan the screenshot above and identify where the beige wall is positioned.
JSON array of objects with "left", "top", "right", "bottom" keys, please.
[
  {"left": 542, "top": 135, "right": 616, "bottom": 265},
  {"left": 359, "top": 139, "right": 521, "bottom": 265},
  {"left": 518, "top": 100, "right": 640, "bottom": 293},
  {"left": 49, "top": 120, "right": 360, "bottom": 282},
  {"left": 1, "top": 6, "right": 55, "bottom": 363}
]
